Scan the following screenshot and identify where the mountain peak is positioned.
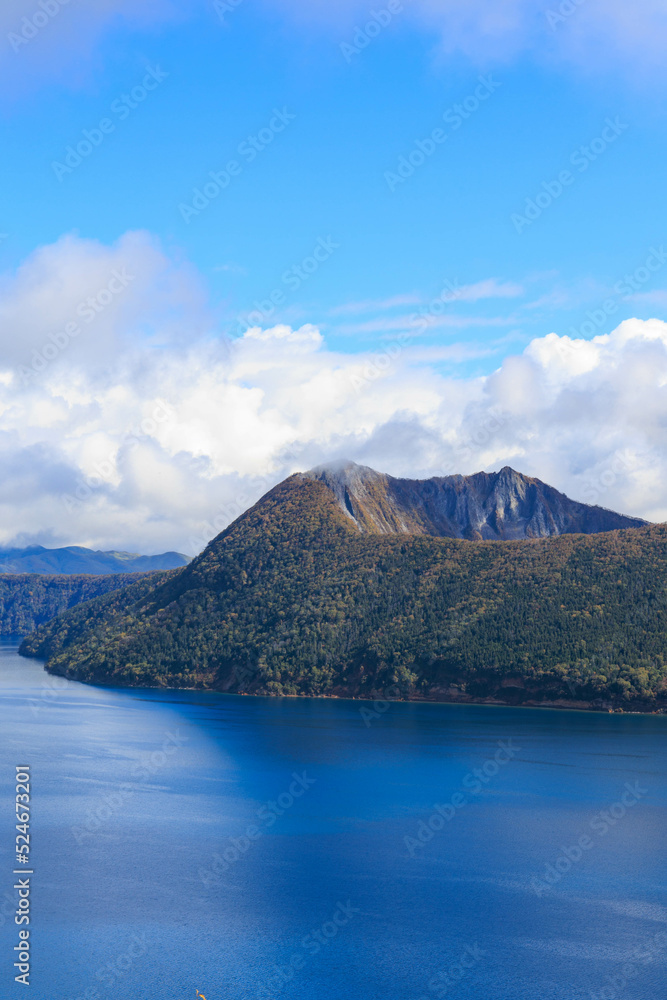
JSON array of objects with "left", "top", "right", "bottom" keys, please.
[
  {"left": 299, "top": 461, "right": 646, "bottom": 540},
  {"left": 497, "top": 465, "right": 523, "bottom": 479},
  {"left": 305, "top": 460, "right": 379, "bottom": 481}
]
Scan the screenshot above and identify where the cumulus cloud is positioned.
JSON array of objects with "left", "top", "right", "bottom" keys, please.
[
  {"left": 0, "top": 229, "right": 208, "bottom": 373},
  {"left": 0, "top": 232, "right": 666, "bottom": 556}
]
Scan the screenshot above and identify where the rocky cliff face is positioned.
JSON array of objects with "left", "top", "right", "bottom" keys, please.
[{"left": 301, "top": 462, "right": 647, "bottom": 540}]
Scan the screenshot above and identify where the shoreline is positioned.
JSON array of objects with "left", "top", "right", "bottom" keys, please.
[{"left": 25, "top": 654, "right": 667, "bottom": 717}]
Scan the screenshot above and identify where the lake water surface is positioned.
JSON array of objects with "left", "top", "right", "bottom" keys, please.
[{"left": 1, "top": 637, "right": 666, "bottom": 1000}]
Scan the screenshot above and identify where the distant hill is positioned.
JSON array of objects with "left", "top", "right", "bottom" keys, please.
[
  {"left": 303, "top": 462, "right": 647, "bottom": 539},
  {"left": 0, "top": 546, "right": 190, "bottom": 576},
  {"left": 0, "top": 572, "right": 171, "bottom": 637},
  {"left": 20, "top": 466, "right": 667, "bottom": 712}
]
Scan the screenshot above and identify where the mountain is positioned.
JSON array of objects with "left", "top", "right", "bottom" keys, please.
[
  {"left": 0, "top": 572, "right": 170, "bottom": 637},
  {"left": 302, "top": 462, "right": 647, "bottom": 539},
  {"left": 0, "top": 546, "right": 190, "bottom": 575},
  {"left": 20, "top": 465, "right": 667, "bottom": 712}
]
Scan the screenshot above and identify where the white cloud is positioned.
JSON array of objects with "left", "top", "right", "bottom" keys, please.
[
  {"left": 3, "top": 0, "right": 663, "bottom": 103},
  {"left": 624, "top": 290, "right": 667, "bottom": 307},
  {"left": 453, "top": 278, "right": 525, "bottom": 302},
  {"left": 267, "top": 0, "right": 667, "bottom": 76},
  {"left": 0, "top": 0, "right": 189, "bottom": 99},
  {"left": 0, "top": 229, "right": 208, "bottom": 374},
  {"left": 1, "top": 232, "right": 666, "bottom": 556},
  {"left": 553, "top": 0, "right": 667, "bottom": 75},
  {"left": 330, "top": 294, "right": 423, "bottom": 316},
  {"left": 328, "top": 279, "right": 523, "bottom": 338},
  {"left": 333, "top": 313, "right": 513, "bottom": 336}
]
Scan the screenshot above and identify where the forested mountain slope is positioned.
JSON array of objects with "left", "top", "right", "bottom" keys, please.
[
  {"left": 0, "top": 572, "right": 167, "bottom": 637},
  {"left": 20, "top": 474, "right": 667, "bottom": 711}
]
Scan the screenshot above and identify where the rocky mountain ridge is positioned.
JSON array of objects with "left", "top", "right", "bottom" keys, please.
[{"left": 301, "top": 462, "right": 647, "bottom": 540}]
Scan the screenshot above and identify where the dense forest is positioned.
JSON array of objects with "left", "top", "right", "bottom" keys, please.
[
  {"left": 20, "top": 476, "right": 667, "bottom": 712},
  {"left": 0, "top": 573, "right": 161, "bottom": 637}
]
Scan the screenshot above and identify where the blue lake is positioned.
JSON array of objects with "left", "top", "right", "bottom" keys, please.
[{"left": 0, "top": 636, "right": 666, "bottom": 1000}]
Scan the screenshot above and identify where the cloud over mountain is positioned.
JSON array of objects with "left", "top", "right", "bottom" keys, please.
[{"left": 0, "top": 232, "right": 666, "bottom": 554}]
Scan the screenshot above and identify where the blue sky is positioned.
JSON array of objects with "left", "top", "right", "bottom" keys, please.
[
  {"left": 2, "top": 0, "right": 666, "bottom": 374},
  {"left": 1, "top": 0, "right": 666, "bottom": 552}
]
